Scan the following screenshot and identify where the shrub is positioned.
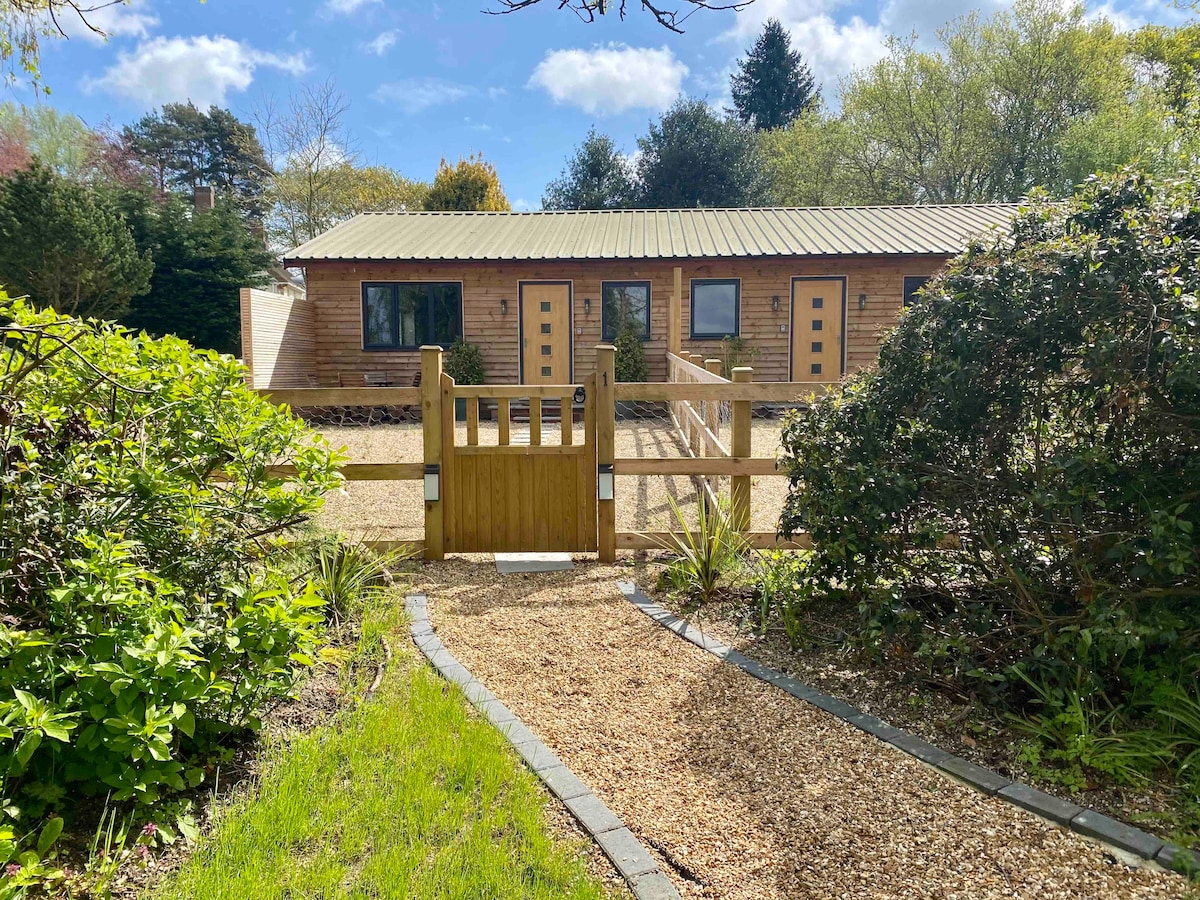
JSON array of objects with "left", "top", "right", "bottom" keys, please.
[
  {"left": 778, "top": 170, "right": 1200, "bottom": 733},
  {"left": 0, "top": 298, "right": 342, "bottom": 816},
  {"left": 653, "top": 497, "right": 747, "bottom": 606},
  {"left": 443, "top": 337, "right": 486, "bottom": 385},
  {"left": 613, "top": 316, "right": 649, "bottom": 383}
]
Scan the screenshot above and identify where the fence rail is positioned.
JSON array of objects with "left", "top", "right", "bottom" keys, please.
[{"left": 259, "top": 342, "right": 821, "bottom": 560}]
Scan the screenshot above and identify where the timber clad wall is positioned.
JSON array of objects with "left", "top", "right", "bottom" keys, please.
[
  {"left": 240, "top": 288, "right": 316, "bottom": 389},
  {"left": 302, "top": 254, "right": 951, "bottom": 386}
]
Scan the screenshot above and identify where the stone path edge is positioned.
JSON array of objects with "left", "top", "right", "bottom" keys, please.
[
  {"left": 404, "top": 593, "right": 681, "bottom": 900},
  {"left": 616, "top": 580, "right": 1200, "bottom": 882}
]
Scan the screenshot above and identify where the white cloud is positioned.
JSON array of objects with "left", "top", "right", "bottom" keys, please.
[
  {"left": 86, "top": 35, "right": 310, "bottom": 108},
  {"left": 781, "top": 14, "right": 888, "bottom": 87},
  {"left": 528, "top": 44, "right": 688, "bottom": 115},
  {"left": 323, "top": 0, "right": 381, "bottom": 14},
  {"left": 512, "top": 198, "right": 534, "bottom": 211},
  {"left": 364, "top": 29, "right": 399, "bottom": 55},
  {"left": 373, "top": 77, "right": 472, "bottom": 113},
  {"left": 487, "top": 86, "right": 508, "bottom": 99}
]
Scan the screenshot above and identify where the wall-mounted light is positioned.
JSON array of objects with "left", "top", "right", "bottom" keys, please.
[
  {"left": 584, "top": 298, "right": 591, "bottom": 315},
  {"left": 858, "top": 293, "right": 867, "bottom": 310},
  {"left": 598, "top": 463, "right": 614, "bottom": 501},
  {"left": 500, "top": 298, "right": 508, "bottom": 315},
  {"left": 424, "top": 463, "right": 440, "bottom": 502},
  {"left": 772, "top": 295, "right": 780, "bottom": 311}
]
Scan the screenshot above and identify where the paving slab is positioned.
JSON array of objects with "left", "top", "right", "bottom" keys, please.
[{"left": 495, "top": 552, "right": 574, "bottom": 573}]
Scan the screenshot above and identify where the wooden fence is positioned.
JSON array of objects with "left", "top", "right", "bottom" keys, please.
[{"left": 260, "top": 343, "right": 830, "bottom": 560}]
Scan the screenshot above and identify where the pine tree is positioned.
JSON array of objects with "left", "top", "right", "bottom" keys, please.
[
  {"left": 730, "top": 19, "right": 819, "bottom": 131},
  {"left": 0, "top": 162, "right": 153, "bottom": 319},
  {"left": 121, "top": 194, "right": 274, "bottom": 355},
  {"left": 542, "top": 129, "right": 636, "bottom": 209}
]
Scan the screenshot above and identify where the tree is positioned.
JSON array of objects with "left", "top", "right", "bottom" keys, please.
[
  {"left": 0, "top": 162, "right": 152, "bottom": 319},
  {"left": 486, "top": 0, "right": 753, "bottom": 33},
  {"left": 758, "top": 112, "right": 856, "bottom": 206},
  {"left": 730, "top": 19, "right": 818, "bottom": 131},
  {"left": 267, "top": 161, "right": 427, "bottom": 248},
  {"left": 0, "top": 102, "right": 102, "bottom": 179},
  {"left": 255, "top": 78, "right": 428, "bottom": 246},
  {"left": 125, "top": 103, "right": 270, "bottom": 217},
  {"left": 0, "top": 121, "right": 29, "bottom": 177},
  {"left": 635, "top": 98, "right": 769, "bottom": 208},
  {"left": 542, "top": 129, "right": 636, "bottom": 209},
  {"left": 425, "top": 154, "right": 511, "bottom": 211},
  {"left": 120, "top": 193, "right": 274, "bottom": 354},
  {"left": 817, "top": 0, "right": 1152, "bottom": 204}
]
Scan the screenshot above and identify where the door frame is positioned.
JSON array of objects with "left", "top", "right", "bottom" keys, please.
[
  {"left": 788, "top": 275, "right": 847, "bottom": 381},
  {"left": 518, "top": 280, "right": 574, "bottom": 384}
]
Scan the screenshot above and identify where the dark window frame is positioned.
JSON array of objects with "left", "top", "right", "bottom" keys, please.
[
  {"left": 601, "top": 280, "right": 652, "bottom": 342},
  {"left": 903, "top": 275, "right": 931, "bottom": 308},
  {"left": 361, "top": 281, "right": 463, "bottom": 351},
  {"left": 689, "top": 278, "right": 741, "bottom": 340}
]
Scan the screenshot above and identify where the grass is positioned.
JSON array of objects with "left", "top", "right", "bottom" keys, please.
[{"left": 153, "top": 599, "right": 610, "bottom": 900}]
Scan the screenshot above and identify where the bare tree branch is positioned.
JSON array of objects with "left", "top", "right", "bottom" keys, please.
[{"left": 484, "top": 0, "right": 753, "bottom": 33}]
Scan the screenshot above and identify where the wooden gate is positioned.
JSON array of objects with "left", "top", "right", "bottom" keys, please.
[{"left": 421, "top": 346, "right": 598, "bottom": 555}]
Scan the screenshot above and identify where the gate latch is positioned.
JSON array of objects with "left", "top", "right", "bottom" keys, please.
[{"left": 573, "top": 386, "right": 586, "bottom": 404}]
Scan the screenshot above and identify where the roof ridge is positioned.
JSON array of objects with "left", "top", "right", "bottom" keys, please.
[{"left": 360, "top": 203, "right": 1023, "bottom": 216}]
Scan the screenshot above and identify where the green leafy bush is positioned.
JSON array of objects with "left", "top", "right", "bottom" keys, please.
[
  {"left": 653, "top": 497, "right": 747, "bottom": 605},
  {"left": 778, "top": 170, "right": 1200, "bottom": 781},
  {"left": 0, "top": 298, "right": 342, "bottom": 816},
  {"left": 443, "top": 337, "right": 485, "bottom": 385}
]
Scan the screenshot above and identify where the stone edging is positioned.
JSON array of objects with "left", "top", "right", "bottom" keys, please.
[
  {"left": 616, "top": 581, "right": 1200, "bottom": 881},
  {"left": 404, "top": 594, "right": 681, "bottom": 900}
]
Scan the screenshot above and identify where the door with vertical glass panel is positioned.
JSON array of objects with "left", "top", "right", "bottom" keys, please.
[
  {"left": 520, "top": 282, "right": 571, "bottom": 385},
  {"left": 791, "top": 277, "right": 844, "bottom": 382}
]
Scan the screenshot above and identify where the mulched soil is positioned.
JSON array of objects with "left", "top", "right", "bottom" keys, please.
[
  {"left": 422, "top": 558, "right": 1189, "bottom": 900},
  {"left": 648, "top": 585, "right": 1199, "bottom": 856}
]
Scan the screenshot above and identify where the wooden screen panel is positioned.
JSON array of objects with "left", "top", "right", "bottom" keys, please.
[
  {"left": 445, "top": 447, "right": 596, "bottom": 552},
  {"left": 521, "top": 283, "right": 571, "bottom": 385},
  {"left": 791, "top": 279, "right": 844, "bottom": 382}
]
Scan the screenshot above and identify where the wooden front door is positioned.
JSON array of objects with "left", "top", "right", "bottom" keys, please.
[
  {"left": 520, "top": 282, "right": 572, "bottom": 385},
  {"left": 791, "top": 277, "right": 845, "bottom": 382}
]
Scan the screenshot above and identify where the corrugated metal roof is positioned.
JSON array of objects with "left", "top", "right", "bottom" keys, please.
[{"left": 284, "top": 205, "right": 1021, "bottom": 263}]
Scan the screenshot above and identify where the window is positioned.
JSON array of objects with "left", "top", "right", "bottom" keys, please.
[
  {"left": 812, "top": 297, "right": 824, "bottom": 309},
  {"left": 690, "top": 279, "right": 740, "bottom": 339},
  {"left": 602, "top": 281, "right": 651, "bottom": 341},
  {"left": 811, "top": 363, "right": 822, "bottom": 375},
  {"left": 903, "top": 276, "right": 931, "bottom": 308},
  {"left": 812, "top": 320, "right": 823, "bottom": 331},
  {"left": 362, "top": 282, "right": 462, "bottom": 350}
]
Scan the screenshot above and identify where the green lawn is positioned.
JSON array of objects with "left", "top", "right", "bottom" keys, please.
[{"left": 154, "top": 607, "right": 610, "bottom": 900}]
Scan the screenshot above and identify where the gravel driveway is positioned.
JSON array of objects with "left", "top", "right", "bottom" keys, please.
[{"left": 420, "top": 559, "right": 1186, "bottom": 900}]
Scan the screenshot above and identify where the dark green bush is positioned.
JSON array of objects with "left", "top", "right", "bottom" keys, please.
[
  {"left": 444, "top": 337, "right": 486, "bottom": 385},
  {"left": 0, "top": 298, "right": 342, "bottom": 814},
  {"left": 778, "top": 170, "right": 1200, "bottom": 726}
]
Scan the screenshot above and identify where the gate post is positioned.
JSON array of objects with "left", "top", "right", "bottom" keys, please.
[
  {"left": 421, "top": 346, "right": 445, "bottom": 561},
  {"left": 668, "top": 267, "right": 682, "bottom": 357},
  {"left": 731, "top": 367, "right": 753, "bottom": 533},
  {"left": 596, "top": 345, "right": 616, "bottom": 562}
]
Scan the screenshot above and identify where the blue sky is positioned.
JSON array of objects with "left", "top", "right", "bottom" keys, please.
[{"left": 12, "top": 0, "right": 1189, "bottom": 209}]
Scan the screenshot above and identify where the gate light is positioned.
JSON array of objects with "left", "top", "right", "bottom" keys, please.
[
  {"left": 424, "top": 464, "right": 440, "bottom": 502},
  {"left": 598, "top": 463, "right": 614, "bottom": 501}
]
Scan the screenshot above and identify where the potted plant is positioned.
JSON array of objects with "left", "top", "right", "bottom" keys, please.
[{"left": 443, "top": 337, "right": 485, "bottom": 420}]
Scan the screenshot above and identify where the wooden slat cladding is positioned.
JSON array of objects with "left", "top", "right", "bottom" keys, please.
[
  {"left": 240, "top": 288, "right": 315, "bottom": 388},
  {"left": 301, "top": 255, "right": 951, "bottom": 385}
]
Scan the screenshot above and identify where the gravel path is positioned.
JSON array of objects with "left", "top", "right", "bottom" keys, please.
[
  {"left": 420, "top": 560, "right": 1186, "bottom": 900},
  {"left": 316, "top": 420, "right": 792, "bottom": 542}
]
